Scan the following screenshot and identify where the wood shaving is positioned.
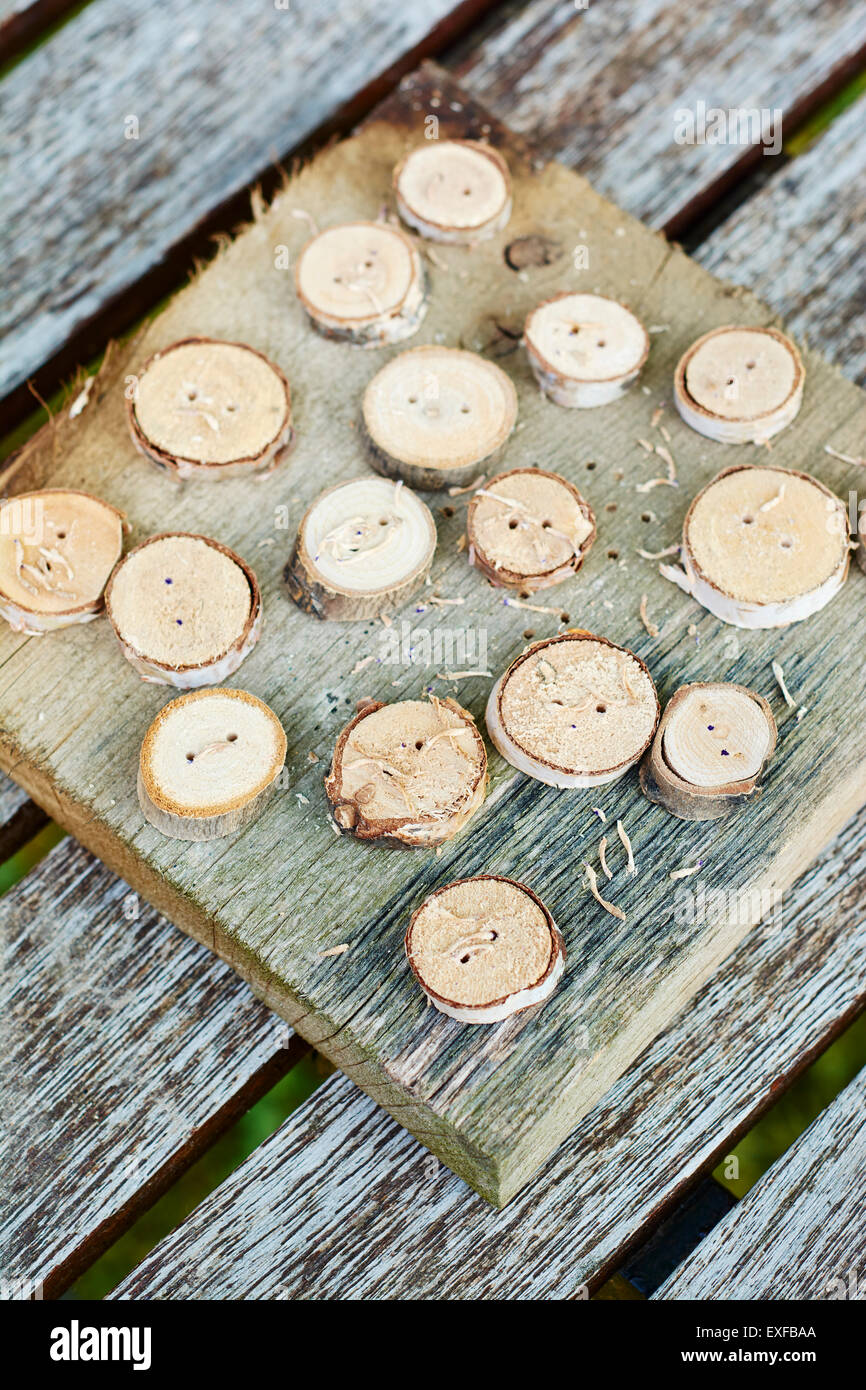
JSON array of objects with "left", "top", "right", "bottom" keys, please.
[
  {"left": 759, "top": 484, "right": 786, "bottom": 512},
  {"left": 636, "top": 476, "right": 677, "bottom": 493},
  {"left": 771, "top": 659, "right": 798, "bottom": 710},
  {"left": 654, "top": 444, "right": 677, "bottom": 484},
  {"left": 436, "top": 669, "right": 492, "bottom": 681},
  {"left": 591, "top": 806, "right": 606, "bottom": 822},
  {"left": 448, "top": 475, "right": 485, "bottom": 495},
  {"left": 617, "top": 819, "right": 636, "bottom": 876},
  {"left": 503, "top": 596, "right": 564, "bottom": 615},
  {"left": 599, "top": 836, "right": 612, "bottom": 880},
  {"left": 68, "top": 376, "right": 94, "bottom": 419},
  {"left": 584, "top": 862, "right": 626, "bottom": 921},
  {"left": 639, "top": 593, "right": 660, "bottom": 637},
  {"left": 636, "top": 438, "right": 654, "bottom": 454},
  {"left": 824, "top": 444, "right": 866, "bottom": 467},
  {"left": 659, "top": 425, "right": 672, "bottom": 444},
  {"left": 456, "top": 534, "right": 468, "bottom": 551},
  {"left": 350, "top": 652, "right": 378, "bottom": 675},
  {"left": 670, "top": 862, "right": 704, "bottom": 880},
  {"left": 317, "top": 943, "right": 350, "bottom": 958},
  {"left": 637, "top": 544, "right": 680, "bottom": 560},
  {"left": 659, "top": 562, "right": 693, "bottom": 595},
  {"left": 426, "top": 595, "right": 465, "bottom": 607},
  {"left": 650, "top": 406, "right": 664, "bottom": 429},
  {"left": 291, "top": 207, "right": 320, "bottom": 236}
]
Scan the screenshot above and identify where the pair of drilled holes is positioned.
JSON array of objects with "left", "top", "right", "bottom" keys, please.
[
  {"left": 507, "top": 518, "right": 552, "bottom": 530},
  {"left": 743, "top": 515, "right": 792, "bottom": 547},
  {"left": 459, "top": 929, "right": 497, "bottom": 964},
  {"left": 186, "top": 733, "right": 238, "bottom": 762},
  {"left": 186, "top": 389, "right": 236, "bottom": 412},
  {"left": 569, "top": 326, "right": 606, "bottom": 349}
]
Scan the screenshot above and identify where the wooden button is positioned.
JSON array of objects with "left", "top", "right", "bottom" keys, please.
[
  {"left": 467, "top": 468, "right": 596, "bottom": 592},
  {"left": 394, "top": 140, "right": 512, "bottom": 244},
  {"left": 674, "top": 326, "right": 804, "bottom": 443},
  {"left": 405, "top": 875, "right": 564, "bottom": 1024},
  {"left": 525, "top": 292, "right": 649, "bottom": 407},
  {"left": 294, "top": 221, "right": 427, "bottom": 346},
  {"left": 325, "top": 696, "right": 486, "bottom": 847},
  {"left": 286, "top": 477, "right": 436, "bottom": 621},
  {"left": 362, "top": 345, "right": 518, "bottom": 491},
  {"left": 138, "top": 688, "right": 286, "bottom": 841},
  {"left": 106, "top": 533, "right": 260, "bottom": 686},
  {"left": 0, "top": 489, "right": 124, "bottom": 634},
  {"left": 682, "top": 464, "right": 849, "bottom": 627}
]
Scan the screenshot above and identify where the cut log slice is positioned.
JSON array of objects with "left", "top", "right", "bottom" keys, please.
[
  {"left": 105, "top": 533, "right": 261, "bottom": 687},
  {"left": 467, "top": 467, "right": 596, "bottom": 592},
  {"left": 680, "top": 464, "right": 849, "bottom": 629},
  {"left": 640, "top": 682, "right": 777, "bottom": 822},
  {"left": 0, "top": 489, "right": 124, "bottom": 635},
  {"left": 525, "top": 293, "right": 649, "bottom": 408},
  {"left": 294, "top": 221, "right": 427, "bottom": 347},
  {"left": 325, "top": 696, "right": 487, "bottom": 847},
  {"left": 486, "top": 631, "right": 659, "bottom": 788},
  {"left": 138, "top": 688, "right": 286, "bottom": 841},
  {"left": 674, "top": 326, "right": 804, "bottom": 444},
  {"left": 393, "top": 140, "right": 512, "bottom": 244},
  {"left": 405, "top": 875, "right": 565, "bottom": 1024},
  {"left": 128, "top": 337, "right": 293, "bottom": 481},
  {"left": 285, "top": 477, "right": 436, "bottom": 621},
  {"left": 362, "top": 346, "right": 518, "bottom": 491}
]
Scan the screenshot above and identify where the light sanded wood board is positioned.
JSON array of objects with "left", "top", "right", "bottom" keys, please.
[{"left": 2, "top": 66, "right": 865, "bottom": 1205}]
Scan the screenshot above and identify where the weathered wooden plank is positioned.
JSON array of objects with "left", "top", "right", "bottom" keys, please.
[
  {"left": 0, "top": 772, "right": 46, "bottom": 862},
  {"left": 655, "top": 1069, "right": 866, "bottom": 1300},
  {"left": 0, "top": 0, "right": 498, "bottom": 428},
  {"left": 112, "top": 801, "right": 866, "bottom": 1299},
  {"left": 454, "top": 0, "right": 866, "bottom": 235},
  {"left": 697, "top": 91, "right": 866, "bottom": 385},
  {"left": 0, "top": 836, "right": 305, "bottom": 1298},
  {"left": 4, "top": 68, "right": 866, "bottom": 1206}
]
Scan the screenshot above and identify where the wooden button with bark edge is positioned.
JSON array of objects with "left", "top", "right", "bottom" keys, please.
[
  {"left": 294, "top": 222, "right": 427, "bottom": 347},
  {"left": 106, "top": 533, "right": 261, "bottom": 687},
  {"left": 325, "top": 696, "right": 486, "bottom": 847},
  {"left": 525, "top": 293, "right": 649, "bottom": 408},
  {"left": 394, "top": 140, "right": 512, "bottom": 244},
  {"left": 467, "top": 468, "right": 596, "bottom": 592},
  {"left": 0, "top": 489, "right": 124, "bottom": 635},
  {"left": 640, "top": 682, "right": 777, "bottom": 822},
  {"left": 674, "top": 326, "right": 804, "bottom": 443},
  {"left": 362, "top": 345, "right": 518, "bottom": 491},
  {"left": 138, "top": 688, "right": 286, "bottom": 842},
  {"left": 285, "top": 477, "right": 436, "bottom": 621},
  {"left": 486, "top": 632, "right": 659, "bottom": 788},
  {"left": 128, "top": 338, "right": 293, "bottom": 480},
  {"left": 405, "top": 875, "right": 565, "bottom": 1024},
  {"left": 679, "top": 464, "right": 849, "bottom": 628}
]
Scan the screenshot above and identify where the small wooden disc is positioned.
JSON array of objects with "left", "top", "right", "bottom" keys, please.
[
  {"left": 0, "top": 489, "right": 124, "bottom": 634},
  {"left": 325, "top": 696, "right": 487, "bottom": 847},
  {"left": 294, "top": 221, "right": 427, "bottom": 346},
  {"left": 405, "top": 875, "right": 565, "bottom": 1024},
  {"left": 674, "top": 326, "right": 804, "bottom": 443},
  {"left": 640, "top": 682, "right": 777, "bottom": 822},
  {"left": 486, "top": 631, "right": 659, "bottom": 788},
  {"left": 682, "top": 464, "right": 849, "bottom": 628},
  {"left": 106, "top": 533, "right": 261, "bottom": 686},
  {"left": 393, "top": 140, "right": 512, "bottom": 244},
  {"left": 362, "top": 345, "right": 518, "bottom": 491},
  {"left": 525, "top": 293, "right": 649, "bottom": 408},
  {"left": 286, "top": 477, "right": 436, "bottom": 621},
  {"left": 128, "top": 338, "right": 293, "bottom": 479},
  {"left": 138, "top": 688, "right": 286, "bottom": 841},
  {"left": 467, "top": 468, "right": 596, "bottom": 591}
]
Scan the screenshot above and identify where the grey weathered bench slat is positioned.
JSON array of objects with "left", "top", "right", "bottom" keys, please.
[
  {"left": 0, "top": 0, "right": 493, "bottom": 426},
  {"left": 111, "top": 800, "right": 866, "bottom": 1299},
  {"left": 0, "top": 772, "right": 47, "bottom": 862},
  {"left": 0, "top": 837, "right": 306, "bottom": 1298},
  {"left": 655, "top": 1068, "right": 866, "bottom": 1300},
  {"left": 456, "top": 0, "right": 866, "bottom": 234}
]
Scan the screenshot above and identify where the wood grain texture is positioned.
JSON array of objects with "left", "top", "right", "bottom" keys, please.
[
  {"left": 0, "top": 837, "right": 304, "bottom": 1298},
  {"left": 0, "top": 772, "right": 46, "bottom": 861},
  {"left": 454, "top": 0, "right": 866, "bottom": 234},
  {"left": 698, "top": 92, "right": 866, "bottom": 386},
  {"left": 0, "top": 0, "right": 497, "bottom": 426},
  {"left": 112, "top": 801, "right": 866, "bottom": 1299},
  {"left": 655, "top": 1069, "right": 866, "bottom": 1300},
  {"left": 4, "top": 68, "right": 866, "bottom": 1206}
]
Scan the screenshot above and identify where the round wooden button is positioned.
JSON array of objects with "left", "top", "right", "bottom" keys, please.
[
  {"left": 286, "top": 477, "right": 436, "bottom": 621},
  {"left": 487, "top": 631, "right": 659, "bottom": 788},
  {"left": 294, "top": 221, "right": 427, "bottom": 346},
  {"left": 128, "top": 338, "right": 293, "bottom": 480},
  {"left": 394, "top": 140, "right": 512, "bottom": 244},
  {"left": 674, "top": 326, "right": 804, "bottom": 443},
  {"left": 525, "top": 292, "right": 649, "bottom": 407},
  {"left": 682, "top": 464, "right": 849, "bottom": 627},
  {"left": 325, "top": 696, "right": 487, "bottom": 848},
  {"left": 405, "top": 875, "right": 565, "bottom": 1024},
  {"left": 138, "top": 688, "right": 286, "bottom": 841},
  {"left": 362, "top": 345, "right": 518, "bottom": 491},
  {"left": 106, "top": 533, "right": 260, "bottom": 686},
  {"left": 0, "top": 489, "right": 124, "bottom": 634},
  {"left": 467, "top": 468, "right": 596, "bottom": 592}
]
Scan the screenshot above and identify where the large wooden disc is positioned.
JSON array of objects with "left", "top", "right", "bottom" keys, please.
[
  {"left": 674, "top": 326, "right": 804, "bottom": 443},
  {"left": 394, "top": 140, "right": 512, "bottom": 243},
  {"left": 294, "top": 221, "right": 427, "bottom": 345},
  {"left": 525, "top": 292, "right": 649, "bottom": 408}
]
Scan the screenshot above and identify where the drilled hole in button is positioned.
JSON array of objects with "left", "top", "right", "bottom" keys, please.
[
  {"left": 596, "top": 704, "right": 607, "bottom": 714},
  {"left": 408, "top": 396, "right": 418, "bottom": 404},
  {"left": 541, "top": 520, "right": 552, "bottom": 529},
  {"left": 460, "top": 405, "right": 471, "bottom": 414},
  {"left": 746, "top": 360, "right": 756, "bottom": 370},
  {"left": 227, "top": 734, "right": 238, "bottom": 742},
  {"left": 508, "top": 519, "right": 518, "bottom": 529},
  {"left": 597, "top": 339, "right": 606, "bottom": 349},
  {"left": 780, "top": 537, "right": 793, "bottom": 549},
  {"left": 415, "top": 740, "right": 424, "bottom": 750},
  {"left": 742, "top": 515, "right": 754, "bottom": 525}
]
